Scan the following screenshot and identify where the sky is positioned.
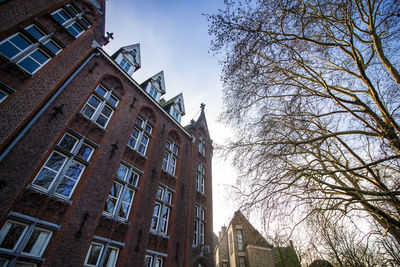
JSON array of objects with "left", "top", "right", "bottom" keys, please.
[{"left": 104, "top": 0, "right": 240, "bottom": 233}]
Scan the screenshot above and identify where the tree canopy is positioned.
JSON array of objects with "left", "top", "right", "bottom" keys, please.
[{"left": 208, "top": 0, "right": 400, "bottom": 248}]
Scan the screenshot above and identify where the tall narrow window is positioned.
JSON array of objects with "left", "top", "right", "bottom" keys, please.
[
  {"left": 196, "top": 163, "right": 205, "bottom": 194},
  {"left": 239, "top": 256, "right": 246, "bottom": 267},
  {"left": 84, "top": 241, "right": 119, "bottom": 267},
  {"left": 51, "top": 5, "right": 90, "bottom": 38},
  {"left": 198, "top": 135, "right": 205, "bottom": 156},
  {"left": 193, "top": 205, "right": 205, "bottom": 247},
  {"left": 103, "top": 164, "right": 140, "bottom": 220},
  {"left": 162, "top": 141, "right": 179, "bottom": 176},
  {"left": 151, "top": 186, "right": 173, "bottom": 235},
  {"left": 237, "top": 229, "right": 244, "bottom": 251},
  {"left": 148, "top": 87, "right": 158, "bottom": 100},
  {"left": 0, "top": 219, "right": 54, "bottom": 266},
  {"left": 0, "top": 24, "right": 62, "bottom": 74},
  {"left": 81, "top": 85, "right": 119, "bottom": 128},
  {"left": 128, "top": 117, "right": 152, "bottom": 156},
  {"left": 32, "top": 132, "right": 95, "bottom": 199}
]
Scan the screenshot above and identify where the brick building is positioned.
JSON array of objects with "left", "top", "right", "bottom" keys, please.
[{"left": 0, "top": 1, "right": 214, "bottom": 266}]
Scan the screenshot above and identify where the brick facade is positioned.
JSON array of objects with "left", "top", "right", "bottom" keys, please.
[{"left": 0, "top": 1, "right": 214, "bottom": 266}]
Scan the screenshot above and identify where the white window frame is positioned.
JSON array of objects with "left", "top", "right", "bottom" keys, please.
[
  {"left": 198, "top": 135, "right": 206, "bottom": 156},
  {"left": 151, "top": 186, "right": 173, "bottom": 236},
  {"left": 31, "top": 132, "right": 95, "bottom": 199},
  {"left": 0, "top": 24, "right": 62, "bottom": 74},
  {"left": 51, "top": 5, "right": 90, "bottom": 38},
  {"left": 103, "top": 164, "right": 141, "bottom": 220},
  {"left": 144, "top": 253, "right": 165, "bottom": 267},
  {"left": 196, "top": 163, "right": 205, "bottom": 194},
  {"left": 84, "top": 241, "right": 119, "bottom": 267},
  {"left": 81, "top": 85, "right": 119, "bottom": 128},
  {"left": 119, "top": 57, "right": 131, "bottom": 72},
  {"left": 162, "top": 141, "right": 179, "bottom": 176},
  {"left": 0, "top": 218, "right": 54, "bottom": 266},
  {"left": 193, "top": 205, "right": 205, "bottom": 247},
  {"left": 127, "top": 117, "right": 152, "bottom": 156}
]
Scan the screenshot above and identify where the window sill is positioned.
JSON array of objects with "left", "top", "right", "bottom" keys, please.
[
  {"left": 101, "top": 213, "right": 129, "bottom": 225},
  {"left": 26, "top": 185, "right": 72, "bottom": 205},
  {"left": 150, "top": 231, "right": 170, "bottom": 240},
  {"left": 77, "top": 112, "right": 107, "bottom": 132}
]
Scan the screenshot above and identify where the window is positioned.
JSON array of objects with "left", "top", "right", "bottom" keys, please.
[
  {"left": 237, "top": 229, "right": 244, "bottom": 251},
  {"left": 222, "top": 263, "right": 228, "bottom": 267},
  {"left": 128, "top": 117, "right": 152, "bottom": 156},
  {"left": 0, "top": 24, "right": 62, "bottom": 74},
  {"left": 148, "top": 87, "right": 158, "bottom": 100},
  {"left": 103, "top": 164, "right": 140, "bottom": 220},
  {"left": 151, "top": 186, "right": 173, "bottom": 235},
  {"left": 32, "top": 132, "right": 95, "bottom": 199},
  {"left": 193, "top": 205, "right": 205, "bottom": 247},
  {"left": 0, "top": 219, "right": 53, "bottom": 265},
  {"left": 144, "top": 254, "right": 164, "bottom": 267},
  {"left": 119, "top": 58, "right": 131, "bottom": 72},
  {"left": 84, "top": 242, "right": 119, "bottom": 267},
  {"left": 198, "top": 135, "right": 205, "bottom": 156},
  {"left": 172, "top": 108, "right": 180, "bottom": 121},
  {"left": 81, "top": 85, "right": 119, "bottom": 128},
  {"left": 239, "top": 256, "right": 246, "bottom": 267},
  {"left": 52, "top": 5, "right": 90, "bottom": 38},
  {"left": 0, "top": 89, "right": 8, "bottom": 103},
  {"left": 196, "top": 163, "right": 205, "bottom": 194},
  {"left": 162, "top": 141, "right": 178, "bottom": 176}
]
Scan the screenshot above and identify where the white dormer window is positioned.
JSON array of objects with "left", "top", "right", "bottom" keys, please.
[
  {"left": 149, "top": 87, "right": 158, "bottom": 100},
  {"left": 119, "top": 57, "right": 131, "bottom": 72}
]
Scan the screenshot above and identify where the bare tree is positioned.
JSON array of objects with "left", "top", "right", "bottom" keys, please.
[{"left": 208, "top": 0, "right": 400, "bottom": 245}]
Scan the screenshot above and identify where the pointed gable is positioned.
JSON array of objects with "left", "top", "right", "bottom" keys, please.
[
  {"left": 111, "top": 44, "right": 141, "bottom": 75},
  {"left": 140, "top": 71, "right": 166, "bottom": 102},
  {"left": 161, "top": 93, "right": 185, "bottom": 123}
]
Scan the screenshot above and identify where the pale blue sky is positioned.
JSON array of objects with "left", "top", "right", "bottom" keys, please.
[{"left": 104, "top": 0, "right": 238, "bottom": 232}]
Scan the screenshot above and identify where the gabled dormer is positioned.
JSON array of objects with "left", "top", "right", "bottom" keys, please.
[
  {"left": 161, "top": 93, "right": 185, "bottom": 123},
  {"left": 140, "top": 71, "right": 166, "bottom": 102},
  {"left": 111, "top": 44, "right": 141, "bottom": 76}
]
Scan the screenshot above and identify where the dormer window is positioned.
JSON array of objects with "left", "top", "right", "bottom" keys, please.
[
  {"left": 149, "top": 87, "right": 158, "bottom": 100},
  {"left": 119, "top": 57, "right": 131, "bottom": 72}
]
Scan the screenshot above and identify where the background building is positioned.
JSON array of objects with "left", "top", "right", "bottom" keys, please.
[
  {"left": 0, "top": 0, "right": 213, "bottom": 266},
  {"left": 215, "top": 211, "right": 300, "bottom": 267}
]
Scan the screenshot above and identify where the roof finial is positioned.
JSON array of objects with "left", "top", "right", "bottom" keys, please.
[{"left": 200, "top": 103, "right": 205, "bottom": 112}]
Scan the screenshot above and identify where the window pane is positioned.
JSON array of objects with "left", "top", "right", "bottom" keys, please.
[
  {"left": 96, "top": 114, "right": 108, "bottom": 127},
  {"left": 0, "top": 90, "right": 7, "bottom": 103},
  {"left": 45, "top": 152, "right": 67, "bottom": 171},
  {"left": 122, "top": 188, "right": 134, "bottom": 203},
  {"left": 77, "top": 143, "right": 93, "bottom": 161},
  {"left": 144, "top": 256, "right": 152, "bottom": 267},
  {"left": 15, "top": 262, "right": 36, "bottom": 267},
  {"left": 22, "top": 228, "right": 51, "bottom": 256},
  {"left": 65, "top": 162, "right": 84, "bottom": 180},
  {"left": 0, "top": 221, "right": 27, "bottom": 251},
  {"left": 109, "top": 182, "right": 122, "bottom": 198},
  {"left": 44, "top": 40, "right": 61, "bottom": 54},
  {"left": 10, "top": 34, "right": 31, "bottom": 50},
  {"left": 117, "top": 165, "right": 128, "bottom": 180},
  {"left": 58, "top": 134, "right": 78, "bottom": 152},
  {"left": 18, "top": 56, "right": 40, "bottom": 74},
  {"left": 128, "top": 171, "right": 139, "bottom": 186},
  {"left": 86, "top": 243, "right": 103, "bottom": 265},
  {"left": 109, "top": 95, "right": 118, "bottom": 106},
  {"left": 104, "top": 196, "right": 117, "bottom": 214},
  {"left": 145, "top": 125, "right": 152, "bottom": 135},
  {"left": 103, "top": 247, "right": 118, "bottom": 267},
  {"left": 156, "top": 188, "right": 163, "bottom": 200},
  {"left": 33, "top": 168, "right": 57, "bottom": 189},
  {"left": 135, "top": 118, "right": 143, "bottom": 127},
  {"left": 101, "top": 105, "right": 112, "bottom": 117},
  {"left": 30, "top": 49, "right": 49, "bottom": 64},
  {"left": 26, "top": 26, "right": 45, "bottom": 40},
  {"left": 164, "top": 191, "right": 172, "bottom": 204},
  {"left": 0, "top": 41, "right": 20, "bottom": 59},
  {"left": 95, "top": 86, "right": 107, "bottom": 97}
]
